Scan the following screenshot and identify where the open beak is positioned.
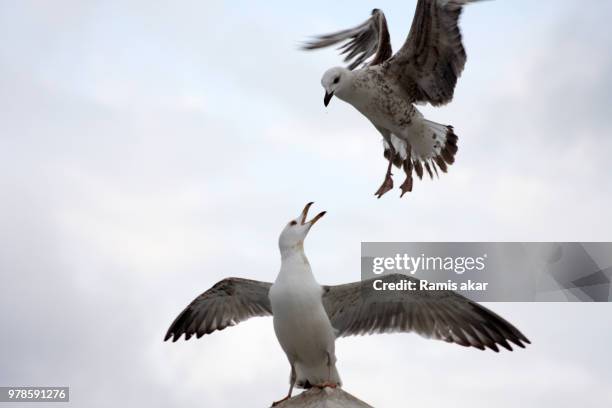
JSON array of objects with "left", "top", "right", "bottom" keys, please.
[
  {"left": 324, "top": 91, "right": 334, "bottom": 107},
  {"left": 300, "top": 202, "right": 326, "bottom": 226}
]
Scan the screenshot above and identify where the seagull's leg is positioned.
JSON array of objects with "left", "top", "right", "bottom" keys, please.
[
  {"left": 375, "top": 148, "right": 395, "bottom": 199},
  {"left": 271, "top": 364, "right": 296, "bottom": 407},
  {"left": 288, "top": 364, "right": 296, "bottom": 399},
  {"left": 400, "top": 146, "right": 413, "bottom": 198},
  {"left": 314, "top": 352, "right": 338, "bottom": 389},
  {"left": 327, "top": 352, "right": 331, "bottom": 383}
]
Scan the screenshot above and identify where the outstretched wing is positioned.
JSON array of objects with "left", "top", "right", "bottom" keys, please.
[
  {"left": 322, "top": 274, "right": 530, "bottom": 352},
  {"left": 164, "top": 277, "right": 272, "bottom": 342},
  {"left": 302, "top": 9, "right": 392, "bottom": 70},
  {"left": 388, "top": 0, "right": 482, "bottom": 106}
]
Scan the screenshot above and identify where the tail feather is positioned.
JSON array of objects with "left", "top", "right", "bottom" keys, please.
[
  {"left": 424, "top": 161, "right": 434, "bottom": 179},
  {"left": 414, "top": 160, "right": 424, "bottom": 179},
  {"left": 430, "top": 159, "right": 440, "bottom": 178},
  {"left": 380, "top": 119, "right": 459, "bottom": 195},
  {"left": 383, "top": 134, "right": 409, "bottom": 169},
  {"left": 383, "top": 148, "right": 404, "bottom": 168},
  {"left": 409, "top": 119, "right": 459, "bottom": 174},
  {"left": 435, "top": 155, "right": 448, "bottom": 172}
]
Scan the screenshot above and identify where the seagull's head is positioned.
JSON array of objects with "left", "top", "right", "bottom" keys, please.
[
  {"left": 278, "top": 202, "right": 326, "bottom": 251},
  {"left": 321, "top": 67, "right": 351, "bottom": 107}
]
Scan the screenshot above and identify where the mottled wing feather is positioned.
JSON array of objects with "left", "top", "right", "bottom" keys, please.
[
  {"left": 322, "top": 274, "right": 530, "bottom": 352},
  {"left": 302, "top": 9, "right": 392, "bottom": 70},
  {"left": 164, "top": 277, "right": 272, "bottom": 342},
  {"left": 389, "top": 0, "right": 482, "bottom": 106}
]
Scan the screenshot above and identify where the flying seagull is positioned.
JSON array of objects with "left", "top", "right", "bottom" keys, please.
[
  {"left": 302, "top": 1, "right": 484, "bottom": 198},
  {"left": 165, "top": 203, "right": 530, "bottom": 405}
]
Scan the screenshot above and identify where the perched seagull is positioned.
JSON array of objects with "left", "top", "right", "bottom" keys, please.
[
  {"left": 302, "top": 1, "right": 484, "bottom": 198},
  {"left": 165, "top": 203, "right": 530, "bottom": 406}
]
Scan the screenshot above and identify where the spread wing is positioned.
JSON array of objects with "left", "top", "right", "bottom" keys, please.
[
  {"left": 322, "top": 274, "right": 530, "bottom": 352},
  {"left": 388, "top": 0, "right": 483, "bottom": 106},
  {"left": 164, "top": 277, "right": 272, "bottom": 342},
  {"left": 302, "top": 9, "right": 392, "bottom": 70}
]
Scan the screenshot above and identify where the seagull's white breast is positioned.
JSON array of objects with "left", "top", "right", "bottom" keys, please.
[
  {"left": 343, "top": 68, "right": 421, "bottom": 138},
  {"left": 269, "top": 258, "right": 336, "bottom": 365}
]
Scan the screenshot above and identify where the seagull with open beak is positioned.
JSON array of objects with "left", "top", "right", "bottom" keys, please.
[
  {"left": 165, "top": 203, "right": 530, "bottom": 406},
  {"left": 269, "top": 202, "right": 339, "bottom": 405}
]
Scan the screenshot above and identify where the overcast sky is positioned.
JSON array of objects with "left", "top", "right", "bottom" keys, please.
[{"left": 1, "top": 1, "right": 612, "bottom": 407}]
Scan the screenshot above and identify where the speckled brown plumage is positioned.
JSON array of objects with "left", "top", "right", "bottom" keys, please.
[{"left": 303, "top": 1, "right": 481, "bottom": 197}]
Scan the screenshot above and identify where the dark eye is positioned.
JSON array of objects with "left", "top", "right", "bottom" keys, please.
[
  {"left": 289, "top": 220, "right": 297, "bottom": 226},
  {"left": 333, "top": 77, "right": 340, "bottom": 84}
]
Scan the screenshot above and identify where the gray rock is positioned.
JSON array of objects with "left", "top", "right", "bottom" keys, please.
[{"left": 271, "top": 387, "right": 374, "bottom": 408}]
